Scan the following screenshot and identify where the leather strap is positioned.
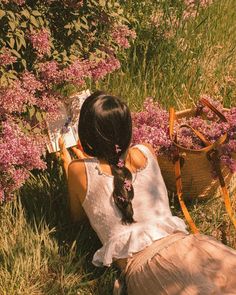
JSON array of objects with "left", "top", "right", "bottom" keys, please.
[
  {"left": 208, "top": 150, "right": 236, "bottom": 229},
  {"left": 174, "top": 156, "right": 199, "bottom": 233},
  {"left": 169, "top": 108, "right": 199, "bottom": 233},
  {"left": 199, "top": 98, "right": 228, "bottom": 122}
]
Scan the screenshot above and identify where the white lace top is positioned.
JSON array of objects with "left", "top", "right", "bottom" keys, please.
[{"left": 82, "top": 144, "right": 188, "bottom": 267}]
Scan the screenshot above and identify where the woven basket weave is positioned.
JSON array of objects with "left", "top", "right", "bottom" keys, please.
[{"left": 158, "top": 108, "right": 236, "bottom": 199}]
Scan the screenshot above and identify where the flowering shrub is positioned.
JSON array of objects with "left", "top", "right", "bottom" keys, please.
[
  {"left": 149, "top": 0, "right": 214, "bottom": 40},
  {"left": 132, "top": 97, "right": 236, "bottom": 173},
  {"left": 0, "top": 0, "right": 135, "bottom": 200}
]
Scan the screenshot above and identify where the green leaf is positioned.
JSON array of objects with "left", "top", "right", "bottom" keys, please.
[
  {"left": 30, "top": 15, "right": 39, "bottom": 27},
  {"left": 21, "top": 9, "right": 30, "bottom": 19},
  {"left": 29, "top": 106, "right": 35, "bottom": 119},
  {"left": 7, "top": 11, "right": 15, "bottom": 20},
  {"left": 21, "top": 59, "right": 27, "bottom": 69},
  {"left": 25, "top": 123, "right": 32, "bottom": 131},
  {"left": 33, "top": 127, "right": 41, "bottom": 134},
  {"left": 16, "top": 37, "right": 22, "bottom": 51},
  {"left": 8, "top": 38, "right": 15, "bottom": 49},
  {"left": 64, "top": 24, "right": 71, "bottom": 29},
  {"left": 21, "top": 22, "right": 27, "bottom": 28},
  {"left": 0, "top": 10, "right": 6, "bottom": 19},
  {"left": 7, "top": 71, "right": 17, "bottom": 79},
  {"left": 38, "top": 17, "right": 44, "bottom": 26},
  {"left": 11, "top": 49, "right": 21, "bottom": 58},
  {"left": 74, "top": 22, "right": 81, "bottom": 32},
  {"left": 9, "top": 21, "right": 16, "bottom": 31},
  {"left": 32, "top": 10, "right": 41, "bottom": 17},
  {"left": 15, "top": 31, "right": 26, "bottom": 48},
  {"left": 36, "top": 111, "right": 43, "bottom": 122},
  {"left": 99, "top": 0, "right": 106, "bottom": 7},
  {"left": 0, "top": 75, "right": 8, "bottom": 87}
]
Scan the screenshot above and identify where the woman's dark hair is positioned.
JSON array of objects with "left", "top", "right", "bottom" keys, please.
[{"left": 78, "top": 91, "right": 135, "bottom": 224}]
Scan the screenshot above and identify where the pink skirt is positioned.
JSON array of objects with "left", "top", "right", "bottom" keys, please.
[{"left": 123, "top": 232, "right": 236, "bottom": 295}]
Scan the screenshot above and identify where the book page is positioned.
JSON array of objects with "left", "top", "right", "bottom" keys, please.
[{"left": 46, "top": 89, "right": 90, "bottom": 153}]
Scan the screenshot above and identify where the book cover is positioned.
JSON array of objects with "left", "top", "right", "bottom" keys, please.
[{"left": 47, "top": 89, "right": 91, "bottom": 153}]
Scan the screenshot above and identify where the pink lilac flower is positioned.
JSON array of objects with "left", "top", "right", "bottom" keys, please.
[
  {"left": 0, "top": 189, "right": 5, "bottom": 202},
  {"left": 0, "top": 48, "right": 17, "bottom": 66},
  {"left": 220, "top": 155, "right": 236, "bottom": 173},
  {"left": 0, "top": 119, "right": 46, "bottom": 197},
  {"left": 38, "top": 61, "right": 63, "bottom": 86},
  {"left": 0, "top": 80, "right": 35, "bottom": 114},
  {"left": 91, "top": 54, "right": 121, "bottom": 81},
  {"left": 132, "top": 98, "right": 172, "bottom": 155},
  {"left": 21, "top": 71, "right": 44, "bottom": 94},
  {"left": 124, "top": 179, "right": 132, "bottom": 191},
  {"left": 116, "top": 195, "right": 128, "bottom": 204},
  {"left": 112, "top": 25, "right": 136, "bottom": 49},
  {"left": 29, "top": 29, "right": 51, "bottom": 57},
  {"left": 0, "top": 119, "right": 46, "bottom": 170},
  {"left": 183, "top": 0, "right": 214, "bottom": 20},
  {"left": 62, "top": 59, "right": 91, "bottom": 86},
  {"left": 10, "top": 168, "right": 29, "bottom": 189},
  {"left": 36, "top": 92, "right": 62, "bottom": 120},
  {"left": 117, "top": 159, "right": 124, "bottom": 168}
]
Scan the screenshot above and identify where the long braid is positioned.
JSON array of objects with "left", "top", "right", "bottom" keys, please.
[{"left": 108, "top": 154, "right": 135, "bottom": 224}]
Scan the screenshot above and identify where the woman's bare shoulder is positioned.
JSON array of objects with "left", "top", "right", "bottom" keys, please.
[
  {"left": 68, "top": 159, "right": 86, "bottom": 179},
  {"left": 128, "top": 143, "right": 155, "bottom": 170}
]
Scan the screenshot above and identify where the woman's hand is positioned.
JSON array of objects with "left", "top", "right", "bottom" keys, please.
[{"left": 57, "top": 137, "right": 87, "bottom": 178}]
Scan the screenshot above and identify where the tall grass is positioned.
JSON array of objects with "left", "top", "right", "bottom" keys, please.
[
  {"left": 1, "top": 0, "right": 236, "bottom": 294},
  {"left": 100, "top": 0, "right": 236, "bottom": 110}
]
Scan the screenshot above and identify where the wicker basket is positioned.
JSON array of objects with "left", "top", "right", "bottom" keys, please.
[{"left": 158, "top": 108, "right": 236, "bottom": 199}]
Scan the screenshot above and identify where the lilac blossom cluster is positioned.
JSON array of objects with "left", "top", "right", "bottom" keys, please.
[
  {"left": 132, "top": 98, "right": 172, "bottom": 154},
  {"left": 28, "top": 29, "right": 51, "bottom": 57},
  {"left": 0, "top": 119, "right": 46, "bottom": 201},
  {"left": 132, "top": 98, "right": 236, "bottom": 173},
  {"left": 183, "top": 0, "right": 213, "bottom": 20},
  {"left": 0, "top": 71, "right": 61, "bottom": 117},
  {"left": 0, "top": 48, "right": 17, "bottom": 66},
  {"left": 112, "top": 25, "right": 136, "bottom": 49},
  {"left": 37, "top": 53, "right": 121, "bottom": 87},
  {"left": 90, "top": 55, "right": 121, "bottom": 81}
]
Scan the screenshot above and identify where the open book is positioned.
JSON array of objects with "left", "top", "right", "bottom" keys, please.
[{"left": 47, "top": 89, "right": 91, "bottom": 153}]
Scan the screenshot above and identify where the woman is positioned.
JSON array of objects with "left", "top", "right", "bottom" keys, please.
[{"left": 59, "top": 91, "right": 236, "bottom": 295}]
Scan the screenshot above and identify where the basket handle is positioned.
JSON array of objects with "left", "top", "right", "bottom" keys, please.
[
  {"left": 178, "top": 124, "right": 212, "bottom": 147},
  {"left": 198, "top": 98, "right": 228, "bottom": 122},
  {"left": 169, "top": 108, "right": 227, "bottom": 150},
  {"left": 169, "top": 108, "right": 199, "bottom": 233},
  {"left": 170, "top": 107, "right": 212, "bottom": 147}
]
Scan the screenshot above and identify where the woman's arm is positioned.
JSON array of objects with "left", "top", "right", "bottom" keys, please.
[
  {"left": 58, "top": 138, "right": 87, "bottom": 223},
  {"left": 67, "top": 161, "right": 87, "bottom": 223}
]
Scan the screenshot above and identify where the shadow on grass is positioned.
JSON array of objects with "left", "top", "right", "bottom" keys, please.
[{"left": 18, "top": 154, "right": 118, "bottom": 295}]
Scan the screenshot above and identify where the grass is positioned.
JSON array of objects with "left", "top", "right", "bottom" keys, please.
[{"left": 1, "top": 0, "right": 236, "bottom": 294}]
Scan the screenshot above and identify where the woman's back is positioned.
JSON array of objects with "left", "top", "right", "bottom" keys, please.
[{"left": 81, "top": 144, "right": 187, "bottom": 266}]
